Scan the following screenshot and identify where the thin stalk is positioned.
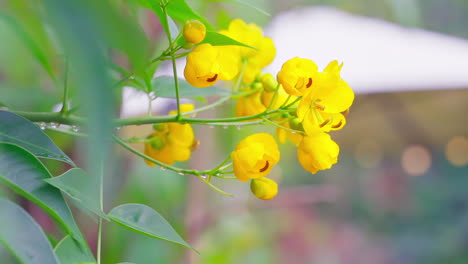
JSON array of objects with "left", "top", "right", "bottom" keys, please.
[
  {"left": 161, "top": 4, "right": 182, "bottom": 120},
  {"left": 97, "top": 163, "right": 104, "bottom": 264},
  {"left": 233, "top": 60, "right": 248, "bottom": 93},
  {"left": 209, "top": 155, "right": 231, "bottom": 173},
  {"left": 60, "top": 58, "right": 69, "bottom": 113},
  {"left": 261, "top": 117, "right": 305, "bottom": 134}
]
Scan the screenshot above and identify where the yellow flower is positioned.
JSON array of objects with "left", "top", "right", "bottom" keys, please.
[
  {"left": 232, "top": 133, "right": 280, "bottom": 181},
  {"left": 277, "top": 57, "right": 319, "bottom": 96},
  {"left": 297, "top": 133, "right": 339, "bottom": 174},
  {"left": 144, "top": 105, "right": 198, "bottom": 166},
  {"left": 297, "top": 61, "right": 354, "bottom": 134},
  {"left": 219, "top": 19, "right": 276, "bottom": 83},
  {"left": 250, "top": 178, "right": 278, "bottom": 200},
  {"left": 183, "top": 20, "right": 206, "bottom": 44},
  {"left": 184, "top": 44, "right": 240, "bottom": 88}
]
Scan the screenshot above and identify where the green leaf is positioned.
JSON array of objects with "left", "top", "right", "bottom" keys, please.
[
  {"left": 202, "top": 31, "right": 255, "bottom": 49},
  {"left": 0, "top": 198, "right": 60, "bottom": 264},
  {"left": 46, "top": 168, "right": 107, "bottom": 219},
  {"left": 152, "top": 76, "right": 230, "bottom": 98},
  {"left": 108, "top": 203, "right": 197, "bottom": 253},
  {"left": 0, "top": 143, "right": 94, "bottom": 260},
  {"left": 42, "top": 0, "right": 115, "bottom": 189},
  {"left": 0, "top": 110, "right": 75, "bottom": 166},
  {"left": 0, "top": 12, "right": 56, "bottom": 80},
  {"left": 166, "top": 0, "right": 214, "bottom": 31},
  {"left": 54, "top": 235, "right": 96, "bottom": 264}
]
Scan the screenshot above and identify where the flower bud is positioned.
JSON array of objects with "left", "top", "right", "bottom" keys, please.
[
  {"left": 252, "top": 81, "right": 264, "bottom": 92},
  {"left": 289, "top": 117, "right": 304, "bottom": 131},
  {"left": 250, "top": 178, "right": 278, "bottom": 200},
  {"left": 183, "top": 20, "right": 206, "bottom": 44},
  {"left": 260, "top": 73, "right": 278, "bottom": 92}
]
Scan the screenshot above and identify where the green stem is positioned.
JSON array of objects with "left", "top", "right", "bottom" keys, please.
[
  {"left": 197, "top": 175, "right": 234, "bottom": 197},
  {"left": 209, "top": 155, "right": 231, "bottom": 173},
  {"left": 113, "top": 135, "right": 234, "bottom": 196},
  {"left": 233, "top": 60, "right": 248, "bottom": 93},
  {"left": 97, "top": 163, "right": 104, "bottom": 264},
  {"left": 261, "top": 117, "right": 305, "bottom": 134},
  {"left": 161, "top": 4, "right": 182, "bottom": 120},
  {"left": 113, "top": 135, "right": 209, "bottom": 175},
  {"left": 60, "top": 58, "right": 69, "bottom": 113}
]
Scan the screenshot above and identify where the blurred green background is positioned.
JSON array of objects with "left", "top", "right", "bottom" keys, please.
[{"left": 1, "top": 0, "right": 467, "bottom": 263}]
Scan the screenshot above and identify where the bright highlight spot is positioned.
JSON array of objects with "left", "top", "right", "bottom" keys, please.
[
  {"left": 445, "top": 136, "right": 468, "bottom": 167},
  {"left": 401, "top": 145, "right": 432, "bottom": 176}
]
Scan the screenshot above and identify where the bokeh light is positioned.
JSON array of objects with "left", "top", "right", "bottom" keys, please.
[
  {"left": 445, "top": 136, "right": 468, "bottom": 167},
  {"left": 401, "top": 145, "right": 432, "bottom": 176}
]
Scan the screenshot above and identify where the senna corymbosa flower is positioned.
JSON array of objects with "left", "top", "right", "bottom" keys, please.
[
  {"left": 297, "top": 60, "right": 354, "bottom": 134},
  {"left": 184, "top": 44, "right": 240, "bottom": 88},
  {"left": 231, "top": 133, "right": 280, "bottom": 181},
  {"left": 183, "top": 20, "right": 206, "bottom": 44},
  {"left": 297, "top": 132, "right": 339, "bottom": 174},
  {"left": 250, "top": 177, "right": 278, "bottom": 200},
  {"left": 277, "top": 57, "right": 319, "bottom": 96},
  {"left": 144, "top": 104, "right": 198, "bottom": 166},
  {"left": 219, "top": 19, "right": 276, "bottom": 83}
]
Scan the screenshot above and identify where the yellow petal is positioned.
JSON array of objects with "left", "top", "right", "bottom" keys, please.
[{"left": 297, "top": 133, "right": 339, "bottom": 174}]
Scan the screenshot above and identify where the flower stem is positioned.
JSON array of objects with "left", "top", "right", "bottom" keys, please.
[
  {"left": 60, "top": 58, "right": 69, "bottom": 114},
  {"left": 161, "top": 4, "right": 182, "bottom": 120},
  {"left": 97, "top": 162, "right": 104, "bottom": 264}
]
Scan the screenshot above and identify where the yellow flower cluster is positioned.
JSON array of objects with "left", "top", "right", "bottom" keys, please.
[
  {"left": 277, "top": 58, "right": 354, "bottom": 174},
  {"left": 148, "top": 18, "right": 355, "bottom": 201},
  {"left": 184, "top": 19, "right": 275, "bottom": 88},
  {"left": 144, "top": 104, "right": 198, "bottom": 166}
]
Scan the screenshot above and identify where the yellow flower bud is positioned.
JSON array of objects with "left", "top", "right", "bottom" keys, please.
[
  {"left": 260, "top": 73, "right": 278, "bottom": 92},
  {"left": 183, "top": 20, "right": 206, "bottom": 44},
  {"left": 297, "top": 133, "right": 339, "bottom": 174},
  {"left": 250, "top": 178, "right": 278, "bottom": 200},
  {"left": 231, "top": 133, "right": 280, "bottom": 181}
]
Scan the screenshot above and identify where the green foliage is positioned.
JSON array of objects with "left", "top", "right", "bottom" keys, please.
[
  {"left": 54, "top": 236, "right": 96, "bottom": 264},
  {"left": 45, "top": 168, "right": 106, "bottom": 219},
  {"left": 108, "top": 203, "right": 197, "bottom": 252},
  {"left": 202, "top": 31, "right": 255, "bottom": 48},
  {"left": 0, "top": 12, "right": 55, "bottom": 80},
  {"left": 0, "top": 110, "right": 75, "bottom": 165},
  {"left": 0, "top": 198, "right": 60, "bottom": 264},
  {"left": 0, "top": 143, "right": 93, "bottom": 259}
]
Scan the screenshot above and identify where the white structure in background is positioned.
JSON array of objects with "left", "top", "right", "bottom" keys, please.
[
  {"left": 265, "top": 7, "right": 468, "bottom": 93},
  {"left": 121, "top": 6, "right": 468, "bottom": 117}
]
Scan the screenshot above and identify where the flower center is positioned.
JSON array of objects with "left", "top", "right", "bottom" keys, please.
[
  {"left": 295, "top": 77, "right": 313, "bottom": 90},
  {"left": 259, "top": 160, "right": 269, "bottom": 172},
  {"left": 206, "top": 73, "right": 218, "bottom": 82}
]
